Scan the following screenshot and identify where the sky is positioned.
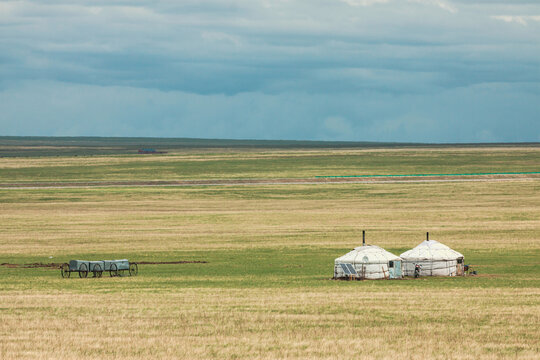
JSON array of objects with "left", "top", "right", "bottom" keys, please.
[{"left": 1, "top": 0, "right": 539, "bottom": 142}]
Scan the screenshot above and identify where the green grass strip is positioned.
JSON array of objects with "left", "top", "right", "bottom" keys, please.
[{"left": 316, "top": 171, "right": 540, "bottom": 178}]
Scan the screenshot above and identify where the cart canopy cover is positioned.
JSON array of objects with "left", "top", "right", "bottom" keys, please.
[{"left": 69, "top": 259, "right": 130, "bottom": 271}]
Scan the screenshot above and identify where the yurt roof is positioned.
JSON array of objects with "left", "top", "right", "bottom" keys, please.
[
  {"left": 335, "top": 245, "right": 401, "bottom": 264},
  {"left": 400, "top": 240, "right": 463, "bottom": 261}
]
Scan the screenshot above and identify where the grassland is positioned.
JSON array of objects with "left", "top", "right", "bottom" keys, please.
[
  {"left": 0, "top": 140, "right": 539, "bottom": 359},
  {"left": 1, "top": 146, "right": 539, "bottom": 183}
]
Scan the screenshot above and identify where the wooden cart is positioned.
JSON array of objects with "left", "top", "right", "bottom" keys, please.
[{"left": 60, "top": 259, "right": 138, "bottom": 278}]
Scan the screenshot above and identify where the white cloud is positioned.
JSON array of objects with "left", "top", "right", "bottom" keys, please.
[
  {"left": 491, "top": 15, "right": 540, "bottom": 26},
  {"left": 340, "top": 0, "right": 389, "bottom": 6},
  {"left": 492, "top": 15, "right": 529, "bottom": 26},
  {"left": 341, "top": 0, "right": 457, "bottom": 13},
  {"left": 408, "top": 0, "right": 457, "bottom": 14}
]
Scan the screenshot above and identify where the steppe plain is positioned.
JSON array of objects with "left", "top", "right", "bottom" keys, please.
[{"left": 0, "top": 138, "right": 539, "bottom": 359}]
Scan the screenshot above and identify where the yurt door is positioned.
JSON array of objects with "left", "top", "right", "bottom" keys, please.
[
  {"left": 394, "top": 261, "right": 402, "bottom": 278},
  {"left": 456, "top": 259, "right": 464, "bottom": 276},
  {"left": 388, "top": 261, "right": 395, "bottom": 279}
]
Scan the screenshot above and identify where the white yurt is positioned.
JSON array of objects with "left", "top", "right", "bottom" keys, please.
[
  {"left": 334, "top": 231, "right": 403, "bottom": 280},
  {"left": 400, "top": 233, "right": 464, "bottom": 276}
]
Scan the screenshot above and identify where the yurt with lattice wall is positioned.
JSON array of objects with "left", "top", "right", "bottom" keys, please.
[
  {"left": 334, "top": 231, "right": 402, "bottom": 280},
  {"left": 400, "top": 234, "right": 464, "bottom": 276}
]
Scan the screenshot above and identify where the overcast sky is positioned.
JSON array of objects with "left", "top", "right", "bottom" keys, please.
[{"left": 1, "top": 0, "right": 539, "bottom": 142}]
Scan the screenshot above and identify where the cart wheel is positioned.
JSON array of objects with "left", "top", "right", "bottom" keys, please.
[
  {"left": 109, "top": 263, "right": 118, "bottom": 277},
  {"left": 93, "top": 264, "right": 103, "bottom": 278},
  {"left": 61, "top": 263, "right": 71, "bottom": 278},
  {"left": 129, "top": 263, "right": 138, "bottom": 276},
  {"left": 79, "top": 263, "right": 88, "bottom": 278}
]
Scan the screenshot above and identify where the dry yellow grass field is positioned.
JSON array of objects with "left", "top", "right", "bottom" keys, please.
[
  {"left": 1, "top": 287, "right": 539, "bottom": 359},
  {"left": 0, "top": 146, "right": 539, "bottom": 359}
]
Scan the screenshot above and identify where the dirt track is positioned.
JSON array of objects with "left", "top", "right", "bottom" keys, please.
[
  {"left": 0, "top": 174, "right": 538, "bottom": 189},
  {"left": 0, "top": 260, "right": 207, "bottom": 270}
]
